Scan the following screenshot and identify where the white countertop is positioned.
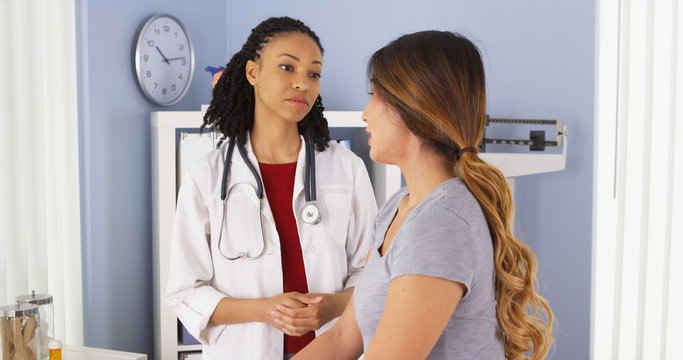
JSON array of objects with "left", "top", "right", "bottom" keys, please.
[{"left": 63, "top": 345, "right": 147, "bottom": 360}]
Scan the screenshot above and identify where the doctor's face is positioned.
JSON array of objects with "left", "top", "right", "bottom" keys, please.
[
  {"left": 362, "top": 88, "right": 414, "bottom": 165},
  {"left": 246, "top": 32, "right": 322, "bottom": 124}
]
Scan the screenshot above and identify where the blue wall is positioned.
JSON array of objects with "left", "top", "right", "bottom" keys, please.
[
  {"left": 78, "top": 1, "right": 594, "bottom": 359},
  {"left": 76, "top": 0, "right": 226, "bottom": 357}
]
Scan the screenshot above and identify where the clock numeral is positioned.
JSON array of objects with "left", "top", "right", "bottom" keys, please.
[
  {"left": 143, "top": 54, "right": 149, "bottom": 62},
  {"left": 153, "top": 82, "right": 158, "bottom": 89},
  {"left": 171, "top": 84, "right": 176, "bottom": 91},
  {"left": 146, "top": 70, "right": 151, "bottom": 78},
  {"left": 164, "top": 25, "right": 170, "bottom": 33},
  {"left": 181, "top": 58, "right": 186, "bottom": 65},
  {"left": 179, "top": 44, "right": 184, "bottom": 51},
  {"left": 147, "top": 40, "right": 154, "bottom": 47},
  {"left": 174, "top": 32, "right": 178, "bottom": 38},
  {"left": 154, "top": 29, "right": 160, "bottom": 36},
  {"left": 178, "top": 73, "right": 183, "bottom": 80},
  {"left": 162, "top": 88, "right": 167, "bottom": 95}
]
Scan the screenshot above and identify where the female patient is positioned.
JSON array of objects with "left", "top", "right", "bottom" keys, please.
[{"left": 291, "top": 31, "right": 553, "bottom": 360}]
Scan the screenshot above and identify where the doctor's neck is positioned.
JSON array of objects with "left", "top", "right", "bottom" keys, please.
[{"left": 249, "top": 118, "right": 302, "bottom": 164}]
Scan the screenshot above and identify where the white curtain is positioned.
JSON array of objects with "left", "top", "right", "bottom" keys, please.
[
  {"left": 593, "top": 0, "right": 683, "bottom": 359},
  {"left": 0, "top": 0, "right": 83, "bottom": 346}
]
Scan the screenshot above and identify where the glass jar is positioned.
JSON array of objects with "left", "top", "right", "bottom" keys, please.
[
  {"left": 0, "top": 302, "right": 40, "bottom": 360},
  {"left": 15, "top": 292, "right": 53, "bottom": 360}
]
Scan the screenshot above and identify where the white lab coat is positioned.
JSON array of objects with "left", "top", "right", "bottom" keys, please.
[{"left": 165, "top": 134, "right": 377, "bottom": 360}]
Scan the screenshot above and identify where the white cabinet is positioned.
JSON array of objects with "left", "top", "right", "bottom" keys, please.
[
  {"left": 150, "top": 109, "right": 567, "bottom": 360},
  {"left": 150, "top": 110, "right": 399, "bottom": 360}
]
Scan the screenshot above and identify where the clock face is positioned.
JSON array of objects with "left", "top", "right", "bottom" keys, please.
[{"left": 135, "top": 15, "right": 194, "bottom": 106}]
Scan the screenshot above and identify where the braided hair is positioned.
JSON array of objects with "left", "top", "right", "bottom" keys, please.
[{"left": 202, "top": 17, "right": 330, "bottom": 151}]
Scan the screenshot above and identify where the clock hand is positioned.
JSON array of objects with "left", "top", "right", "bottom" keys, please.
[
  {"left": 166, "top": 56, "right": 186, "bottom": 61},
  {"left": 155, "top": 46, "right": 170, "bottom": 64}
]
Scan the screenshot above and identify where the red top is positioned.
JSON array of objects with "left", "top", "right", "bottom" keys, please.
[{"left": 258, "top": 161, "right": 315, "bottom": 354}]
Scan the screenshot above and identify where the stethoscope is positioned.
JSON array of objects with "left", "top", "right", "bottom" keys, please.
[{"left": 217, "top": 131, "right": 320, "bottom": 260}]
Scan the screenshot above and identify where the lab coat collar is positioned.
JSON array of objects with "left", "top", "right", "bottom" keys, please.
[
  {"left": 243, "top": 132, "right": 308, "bottom": 204},
  {"left": 223, "top": 132, "right": 308, "bottom": 228}
]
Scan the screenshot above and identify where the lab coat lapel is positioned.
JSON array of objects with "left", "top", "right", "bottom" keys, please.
[
  {"left": 243, "top": 134, "right": 277, "bottom": 230},
  {"left": 292, "top": 134, "right": 307, "bottom": 208}
]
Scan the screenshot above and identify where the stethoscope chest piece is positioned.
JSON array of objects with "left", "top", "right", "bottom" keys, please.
[{"left": 301, "top": 201, "right": 321, "bottom": 225}]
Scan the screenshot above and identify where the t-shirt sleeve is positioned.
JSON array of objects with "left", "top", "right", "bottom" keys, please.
[{"left": 388, "top": 205, "right": 478, "bottom": 298}]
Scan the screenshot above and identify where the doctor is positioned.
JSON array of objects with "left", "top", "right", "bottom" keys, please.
[{"left": 165, "top": 17, "right": 377, "bottom": 360}]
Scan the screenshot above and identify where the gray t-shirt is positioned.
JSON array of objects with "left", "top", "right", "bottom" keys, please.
[{"left": 353, "top": 178, "right": 505, "bottom": 359}]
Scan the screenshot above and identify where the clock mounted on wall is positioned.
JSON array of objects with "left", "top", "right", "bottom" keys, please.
[{"left": 135, "top": 14, "right": 195, "bottom": 106}]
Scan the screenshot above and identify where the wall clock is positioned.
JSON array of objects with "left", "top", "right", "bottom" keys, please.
[{"left": 135, "top": 14, "right": 195, "bottom": 106}]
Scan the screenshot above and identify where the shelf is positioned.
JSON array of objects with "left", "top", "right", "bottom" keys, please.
[
  {"left": 155, "top": 110, "right": 365, "bottom": 128},
  {"left": 178, "top": 344, "right": 202, "bottom": 352},
  {"left": 325, "top": 111, "right": 365, "bottom": 127}
]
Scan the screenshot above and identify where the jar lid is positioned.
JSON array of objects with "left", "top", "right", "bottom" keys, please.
[
  {"left": 48, "top": 339, "right": 62, "bottom": 349},
  {"left": 16, "top": 290, "right": 53, "bottom": 305},
  {"left": 0, "top": 303, "right": 38, "bottom": 318}
]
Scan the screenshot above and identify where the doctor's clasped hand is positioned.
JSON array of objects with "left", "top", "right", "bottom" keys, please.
[{"left": 268, "top": 291, "right": 351, "bottom": 336}]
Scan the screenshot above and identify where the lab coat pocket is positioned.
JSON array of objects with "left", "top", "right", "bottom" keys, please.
[{"left": 322, "top": 191, "right": 352, "bottom": 245}]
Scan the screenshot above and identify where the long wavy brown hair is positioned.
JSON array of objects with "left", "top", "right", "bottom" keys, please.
[{"left": 368, "top": 30, "right": 554, "bottom": 359}]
